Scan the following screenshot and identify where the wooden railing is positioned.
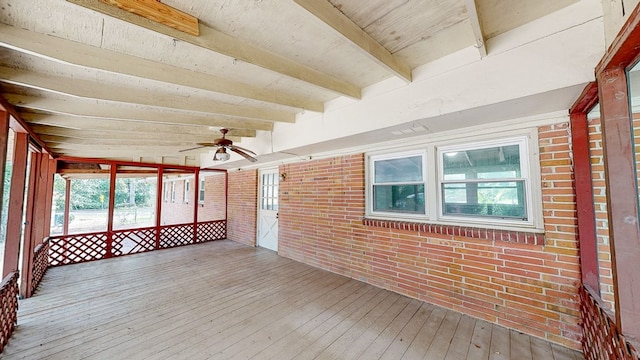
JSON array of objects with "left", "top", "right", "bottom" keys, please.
[
  {"left": 31, "top": 239, "right": 50, "bottom": 295},
  {"left": 580, "top": 285, "right": 640, "bottom": 360},
  {"left": 48, "top": 220, "right": 226, "bottom": 266},
  {"left": 0, "top": 272, "right": 19, "bottom": 353}
]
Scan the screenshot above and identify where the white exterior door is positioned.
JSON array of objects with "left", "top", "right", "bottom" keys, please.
[{"left": 257, "top": 169, "right": 279, "bottom": 251}]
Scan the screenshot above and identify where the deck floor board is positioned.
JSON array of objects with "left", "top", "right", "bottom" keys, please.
[{"left": 2, "top": 240, "right": 584, "bottom": 360}]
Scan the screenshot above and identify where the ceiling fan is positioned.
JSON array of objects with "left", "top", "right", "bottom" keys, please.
[{"left": 180, "top": 128, "right": 258, "bottom": 162}]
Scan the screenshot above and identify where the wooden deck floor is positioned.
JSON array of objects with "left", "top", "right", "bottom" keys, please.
[{"left": 2, "top": 240, "right": 584, "bottom": 360}]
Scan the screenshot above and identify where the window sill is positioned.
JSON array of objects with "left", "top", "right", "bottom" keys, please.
[{"left": 363, "top": 218, "right": 544, "bottom": 246}]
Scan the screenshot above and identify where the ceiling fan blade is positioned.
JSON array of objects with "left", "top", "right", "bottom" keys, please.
[
  {"left": 179, "top": 145, "right": 208, "bottom": 152},
  {"left": 230, "top": 145, "right": 257, "bottom": 155},
  {"left": 231, "top": 147, "right": 258, "bottom": 162}
]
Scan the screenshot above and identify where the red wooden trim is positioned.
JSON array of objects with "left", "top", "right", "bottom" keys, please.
[
  {"left": 570, "top": 82, "right": 599, "bottom": 115},
  {"left": 224, "top": 171, "right": 228, "bottom": 221},
  {"left": 0, "top": 111, "right": 8, "bottom": 276},
  {"left": 106, "top": 164, "right": 117, "bottom": 258},
  {"left": 63, "top": 178, "right": 71, "bottom": 235},
  {"left": 20, "top": 152, "right": 39, "bottom": 298},
  {"left": 598, "top": 66, "right": 640, "bottom": 339},
  {"left": 42, "top": 158, "right": 56, "bottom": 238},
  {"left": 32, "top": 154, "right": 50, "bottom": 249},
  {"left": 55, "top": 156, "right": 204, "bottom": 172},
  {"left": 363, "top": 218, "right": 545, "bottom": 245},
  {"left": 597, "top": 3, "right": 640, "bottom": 73},
  {"left": 155, "top": 167, "right": 163, "bottom": 250},
  {"left": 0, "top": 96, "right": 53, "bottom": 155},
  {"left": 2, "top": 133, "right": 28, "bottom": 278},
  {"left": 570, "top": 111, "right": 600, "bottom": 292},
  {"left": 193, "top": 168, "right": 199, "bottom": 242}
]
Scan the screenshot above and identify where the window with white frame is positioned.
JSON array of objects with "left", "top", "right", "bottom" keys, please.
[
  {"left": 199, "top": 177, "right": 205, "bottom": 203},
  {"left": 369, "top": 151, "right": 426, "bottom": 216},
  {"left": 439, "top": 138, "right": 530, "bottom": 222},
  {"left": 170, "top": 182, "right": 176, "bottom": 203},
  {"left": 184, "top": 180, "right": 190, "bottom": 203},
  {"left": 366, "top": 135, "right": 537, "bottom": 229}
]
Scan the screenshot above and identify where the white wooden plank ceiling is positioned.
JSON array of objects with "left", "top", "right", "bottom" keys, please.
[{"left": 0, "top": 0, "right": 579, "bottom": 166}]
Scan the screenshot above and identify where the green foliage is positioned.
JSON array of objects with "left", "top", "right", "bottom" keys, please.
[{"left": 63, "top": 177, "right": 154, "bottom": 211}]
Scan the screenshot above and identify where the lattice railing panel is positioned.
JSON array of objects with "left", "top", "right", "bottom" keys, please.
[
  {"left": 580, "top": 285, "right": 640, "bottom": 360},
  {"left": 49, "top": 232, "right": 108, "bottom": 266},
  {"left": 112, "top": 227, "right": 157, "bottom": 256},
  {"left": 197, "top": 220, "right": 226, "bottom": 243},
  {"left": 0, "top": 272, "right": 18, "bottom": 353},
  {"left": 160, "top": 224, "right": 193, "bottom": 248},
  {"left": 31, "top": 239, "right": 50, "bottom": 294}
]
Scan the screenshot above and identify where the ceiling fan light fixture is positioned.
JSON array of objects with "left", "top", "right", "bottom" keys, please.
[{"left": 214, "top": 147, "right": 231, "bottom": 161}]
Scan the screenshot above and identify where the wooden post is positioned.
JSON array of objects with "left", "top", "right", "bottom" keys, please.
[
  {"left": 569, "top": 82, "right": 600, "bottom": 294},
  {"left": 193, "top": 168, "right": 199, "bottom": 242},
  {"left": 42, "top": 158, "right": 56, "bottom": 238},
  {"left": 63, "top": 178, "right": 71, "bottom": 235},
  {"left": 106, "top": 164, "right": 117, "bottom": 258},
  {"left": 156, "top": 167, "right": 163, "bottom": 249},
  {"left": 0, "top": 111, "right": 8, "bottom": 274},
  {"left": 20, "top": 153, "right": 40, "bottom": 298},
  {"left": 569, "top": 110, "right": 600, "bottom": 293},
  {"left": 598, "top": 66, "right": 640, "bottom": 339},
  {"left": 32, "top": 155, "right": 50, "bottom": 245},
  {"left": 2, "top": 132, "right": 28, "bottom": 278}
]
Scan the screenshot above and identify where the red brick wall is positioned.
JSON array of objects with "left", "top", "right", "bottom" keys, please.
[
  {"left": 160, "top": 179, "right": 193, "bottom": 225},
  {"left": 275, "top": 123, "right": 582, "bottom": 349},
  {"left": 161, "top": 176, "right": 227, "bottom": 225},
  {"left": 227, "top": 170, "right": 257, "bottom": 246},
  {"left": 198, "top": 174, "right": 226, "bottom": 221}
]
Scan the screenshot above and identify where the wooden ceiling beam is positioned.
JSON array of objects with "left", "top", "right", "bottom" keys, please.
[
  {"left": 0, "top": 67, "right": 294, "bottom": 123},
  {"left": 99, "top": 0, "right": 199, "bottom": 36},
  {"left": 42, "top": 134, "right": 215, "bottom": 147},
  {"left": 6, "top": 95, "right": 274, "bottom": 132},
  {"left": 293, "top": 0, "right": 412, "bottom": 83},
  {"left": 67, "top": 0, "right": 361, "bottom": 100},
  {"left": 23, "top": 114, "right": 256, "bottom": 137},
  {"left": 464, "top": 0, "right": 487, "bottom": 57},
  {"left": 0, "top": 23, "right": 323, "bottom": 112},
  {"left": 29, "top": 125, "right": 240, "bottom": 143}
]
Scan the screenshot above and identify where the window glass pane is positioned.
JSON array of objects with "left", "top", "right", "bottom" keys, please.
[
  {"left": 443, "top": 145, "right": 521, "bottom": 180},
  {"left": 442, "top": 181, "right": 526, "bottom": 219},
  {"left": 374, "top": 156, "right": 422, "bottom": 183},
  {"left": 199, "top": 178, "right": 205, "bottom": 202},
  {"left": 50, "top": 174, "right": 66, "bottom": 236},
  {"left": 373, "top": 184, "right": 425, "bottom": 214},
  {"left": 113, "top": 175, "right": 157, "bottom": 230},
  {"left": 69, "top": 176, "right": 110, "bottom": 234}
]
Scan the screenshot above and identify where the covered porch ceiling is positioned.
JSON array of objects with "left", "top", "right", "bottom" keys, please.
[{"left": 0, "top": 0, "right": 596, "bottom": 168}]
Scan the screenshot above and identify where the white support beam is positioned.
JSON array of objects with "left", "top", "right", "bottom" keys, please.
[
  {"left": 0, "top": 23, "right": 324, "bottom": 112},
  {"left": 29, "top": 125, "right": 240, "bottom": 143},
  {"left": 6, "top": 95, "right": 274, "bottom": 131},
  {"left": 464, "top": 0, "right": 487, "bottom": 57},
  {"left": 293, "top": 0, "right": 412, "bottom": 83},
  {"left": 0, "top": 67, "right": 295, "bottom": 123},
  {"left": 23, "top": 114, "right": 256, "bottom": 137},
  {"left": 67, "top": 0, "right": 361, "bottom": 99},
  {"left": 41, "top": 134, "right": 210, "bottom": 147}
]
